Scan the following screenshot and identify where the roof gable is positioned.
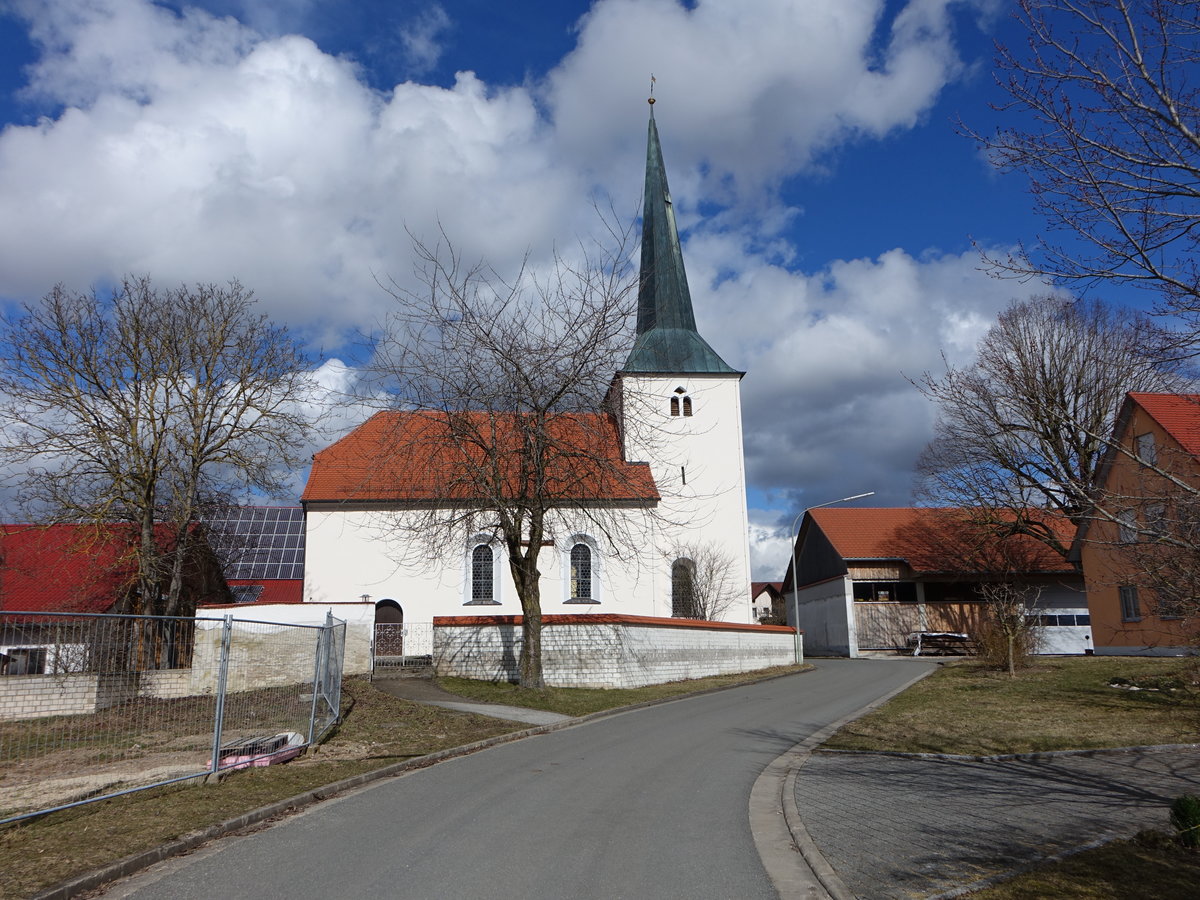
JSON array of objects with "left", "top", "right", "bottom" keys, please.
[
  {"left": 303, "top": 410, "right": 660, "bottom": 505},
  {"left": 1127, "top": 392, "right": 1200, "bottom": 456}
]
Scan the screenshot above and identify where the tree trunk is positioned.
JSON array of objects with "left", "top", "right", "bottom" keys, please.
[{"left": 508, "top": 546, "right": 545, "bottom": 689}]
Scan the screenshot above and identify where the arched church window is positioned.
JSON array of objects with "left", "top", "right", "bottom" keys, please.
[
  {"left": 670, "top": 397, "right": 680, "bottom": 416},
  {"left": 570, "top": 543, "right": 592, "bottom": 601},
  {"left": 682, "top": 396, "right": 693, "bottom": 417},
  {"left": 671, "top": 558, "right": 697, "bottom": 618},
  {"left": 471, "top": 544, "right": 494, "bottom": 603}
]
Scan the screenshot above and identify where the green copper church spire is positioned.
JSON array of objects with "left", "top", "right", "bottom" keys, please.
[{"left": 623, "top": 102, "right": 736, "bottom": 375}]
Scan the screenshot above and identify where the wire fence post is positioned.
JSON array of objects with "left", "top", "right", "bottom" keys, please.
[
  {"left": 306, "top": 615, "right": 327, "bottom": 745},
  {"left": 327, "top": 612, "right": 344, "bottom": 728},
  {"left": 208, "top": 614, "right": 234, "bottom": 778}
]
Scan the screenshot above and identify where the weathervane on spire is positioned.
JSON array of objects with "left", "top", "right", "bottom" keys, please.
[{"left": 648, "top": 73, "right": 656, "bottom": 106}]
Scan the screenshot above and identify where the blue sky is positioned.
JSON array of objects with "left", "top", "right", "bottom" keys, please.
[{"left": 0, "top": 0, "right": 1081, "bottom": 577}]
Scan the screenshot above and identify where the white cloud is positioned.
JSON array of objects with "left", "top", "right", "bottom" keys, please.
[
  {"left": 398, "top": 5, "right": 452, "bottom": 77},
  {"left": 687, "top": 238, "right": 1057, "bottom": 578},
  {"left": 0, "top": 0, "right": 1037, "bottom": 545},
  {"left": 0, "top": 0, "right": 975, "bottom": 332},
  {"left": 546, "top": 0, "right": 967, "bottom": 207}
]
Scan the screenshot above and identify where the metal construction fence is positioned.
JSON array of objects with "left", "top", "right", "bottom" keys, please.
[{"left": 0, "top": 610, "right": 345, "bottom": 825}]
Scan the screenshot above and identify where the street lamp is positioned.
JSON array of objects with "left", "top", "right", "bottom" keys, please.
[{"left": 788, "top": 491, "right": 875, "bottom": 661}]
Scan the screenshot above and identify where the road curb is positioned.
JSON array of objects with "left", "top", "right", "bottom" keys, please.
[
  {"left": 751, "top": 663, "right": 938, "bottom": 900},
  {"left": 813, "top": 741, "right": 1200, "bottom": 763},
  {"left": 32, "top": 665, "right": 810, "bottom": 900}
]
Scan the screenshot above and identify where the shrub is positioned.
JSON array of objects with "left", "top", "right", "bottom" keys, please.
[
  {"left": 1170, "top": 793, "right": 1200, "bottom": 849},
  {"left": 973, "top": 606, "right": 1043, "bottom": 675}
]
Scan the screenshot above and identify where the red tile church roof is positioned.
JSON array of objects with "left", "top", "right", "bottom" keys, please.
[{"left": 303, "top": 411, "right": 660, "bottom": 504}]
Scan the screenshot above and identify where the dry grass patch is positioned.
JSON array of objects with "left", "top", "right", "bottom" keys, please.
[
  {"left": 0, "top": 678, "right": 518, "bottom": 899},
  {"left": 826, "top": 657, "right": 1200, "bottom": 756},
  {"left": 968, "top": 831, "right": 1200, "bottom": 899},
  {"left": 438, "top": 664, "right": 811, "bottom": 718}
]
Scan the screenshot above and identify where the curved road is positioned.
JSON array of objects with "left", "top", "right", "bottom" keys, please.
[{"left": 105, "top": 659, "right": 933, "bottom": 900}]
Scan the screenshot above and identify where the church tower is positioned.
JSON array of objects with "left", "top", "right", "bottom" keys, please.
[{"left": 618, "top": 103, "right": 753, "bottom": 621}]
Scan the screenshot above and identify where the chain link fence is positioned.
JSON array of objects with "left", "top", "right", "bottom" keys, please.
[{"left": 0, "top": 610, "right": 345, "bottom": 825}]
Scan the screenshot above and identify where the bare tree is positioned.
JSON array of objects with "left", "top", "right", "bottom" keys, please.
[
  {"left": 975, "top": 581, "right": 1045, "bottom": 677},
  {"left": 973, "top": 1, "right": 1200, "bottom": 336},
  {"left": 369, "top": 227, "right": 653, "bottom": 688},
  {"left": 664, "top": 541, "right": 744, "bottom": 621},
  {"left": 915, "top": 296, "right": 1189, "bottom": 556},
  {"left": 0, "top": 276, "right": 311, "bottom": 621}
]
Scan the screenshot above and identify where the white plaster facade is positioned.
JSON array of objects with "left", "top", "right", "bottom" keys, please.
[{"left": 301, "top": 376, "right": 754, "bottom": 624}]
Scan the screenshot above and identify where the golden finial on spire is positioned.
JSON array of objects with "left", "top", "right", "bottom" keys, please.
[{"left": 648, "top": 73, "right": 656, "bottom": 105}]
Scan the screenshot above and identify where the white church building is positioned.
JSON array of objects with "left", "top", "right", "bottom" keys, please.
[{"left": 300, "top": 108, "right": 754, "bottom": 634}]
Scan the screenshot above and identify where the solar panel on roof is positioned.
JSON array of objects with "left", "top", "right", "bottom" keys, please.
[{"left": 203, "top": 506, "right": 305, "bottom": 580}]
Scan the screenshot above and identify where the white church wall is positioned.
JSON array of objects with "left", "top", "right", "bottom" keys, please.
[{"left": 303, "top": 506, "right": 675, "bottom": 623}]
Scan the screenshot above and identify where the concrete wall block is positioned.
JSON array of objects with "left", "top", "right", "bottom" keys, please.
[{"left": 432, "top": 620, "right": 794, "bottom": 688}]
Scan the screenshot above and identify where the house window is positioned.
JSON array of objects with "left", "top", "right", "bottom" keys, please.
[
  {"left": 570, "top": 543, "right": 593, "bottom": 601},
  {"left": 1144, "top": 503, "right": 1167, "bottom": 540},
  {"left": 470, "top": 544, "right": 496, "bottom": 604},
  {"left": 671, "top": 558, "right": 697, "bottom": 618},
  {"left": 1155, "top": 590, "right": 1186, "bottom": 620},
  {"left": 1119, "top": 585, "right": 1140, "bottom": 621},
  {"left": 1, "top": 648, "right": 47, "bottom": 676},
  {"left": 1135, "top": 432, "right": 1157, "bottom": 465},
  {"left": 1117, "top": 510, "right": 1137, "bottom": 543}
]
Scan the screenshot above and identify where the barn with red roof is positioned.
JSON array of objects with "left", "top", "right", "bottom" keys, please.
[
  {"left": 0, "top": 524, "right": 229, "bottom": 674},
  {"left": 783, "top": 507, "right": 1089, "bottom": 657}
]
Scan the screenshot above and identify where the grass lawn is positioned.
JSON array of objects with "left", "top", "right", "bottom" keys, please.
[
  {"left": 967, "top": 831, "right": 1200, "bottom": 899},
  {"left": 437, "top": 663, "right": 810, "bottom": 717},
  {"left": 824, "top": 656, "right": 1200, "bottom": 756}
]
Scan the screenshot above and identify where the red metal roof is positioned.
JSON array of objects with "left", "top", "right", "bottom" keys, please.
[
  {"left": 1, "top": 525, "right": 152, "bottom": 613},
  {"left": 808, "top": 508, "right": 1076, "bottom": 574},
  {"left": 221, "top": 579, "right": 304, "bottom": 605},
  {"left": 1128, "top": 393, "right": 1200, "bottom": 456},
  {"left": 303, "top": 411, "right": 660, "bottom": 504}
]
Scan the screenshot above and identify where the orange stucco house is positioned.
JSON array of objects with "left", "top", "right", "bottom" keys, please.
[{"left": 1075, "top": 392, "right": 1200, "bottom": 655}]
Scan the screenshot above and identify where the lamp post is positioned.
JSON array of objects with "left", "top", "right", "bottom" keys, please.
[{"left": 788, "top": 491, "right": 875, "bottom": 661}]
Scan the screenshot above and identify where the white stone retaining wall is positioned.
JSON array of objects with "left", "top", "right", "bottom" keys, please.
[{"left": 433, "top": 614, "right": 799, "bottom": 688}]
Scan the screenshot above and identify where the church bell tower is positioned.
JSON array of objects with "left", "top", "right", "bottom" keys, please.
[{"left": 617, "top": 101, "right": 752, "bottom": 621}]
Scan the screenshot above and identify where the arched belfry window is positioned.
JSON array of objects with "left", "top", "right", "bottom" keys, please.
[
  {"left": 672, "top": 558, "right": 698, "bottom": 618},
  {"left": 671, "top": 386, "right": 692, "bottom": 417},
  {"left": 471, "top": 543, "right": 495, "bottom": 603},
  {"left": 570, "top": 543, "right": 592, "bottom": 601}
]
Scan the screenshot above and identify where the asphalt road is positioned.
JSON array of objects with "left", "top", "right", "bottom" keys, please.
[{"left": 104, "top": 658, "right": 933, "bottom": 900}]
